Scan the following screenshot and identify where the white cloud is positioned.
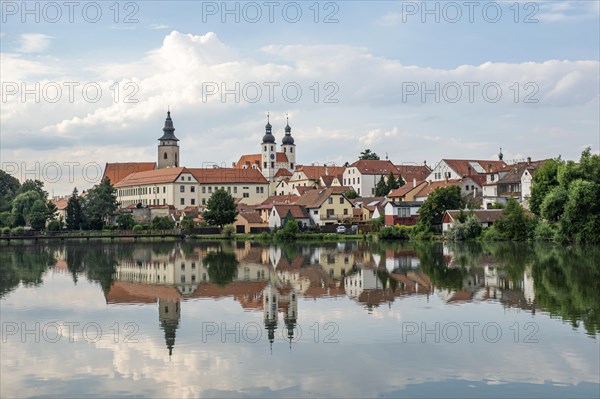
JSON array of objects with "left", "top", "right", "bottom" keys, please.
[
  {"left": 149, "top": 23, "right": 169, "bottom": 30},
  {"left": 17, "top": 33, "right": 53, "bottom": 53}
]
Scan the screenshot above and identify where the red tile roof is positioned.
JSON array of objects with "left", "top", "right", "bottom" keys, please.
[
  {"left": 349, "top": 160, "right": 399, "bottom": 175},
  {"left": 189, "top": 168, "right": 267, "bottom": 184},
  {"left": 294, "top": 186, "right": 317, "bottom": 195},
  {"left": 295, "top": 188, "right": 344, "bottom": 209},
  {"left": 102, "top": 162, "right": 156, "bottom": 185},
  {"left": 395, "top": 164, "right": 431, "bottom": 183},
  {"left": 113, "top": 167, "right": 188, "bottom": 187},
  {"left": 273, "top": 204, "right": 310, "bottom": 219},
  {"left": 388, "top": 182, "right": 426, "bottom": 198},
  {"left": 296, "top": 165, "right": 345, "bottom": 181},
  {"left": 52, "top": 198, "right": 68, "bottom": 210},
  {"left": 274, "top": 168, "right": 293, "bottom": 177},
  {"left": 414, "top": 179, "right": 462, "bottom": 198},
  {"left": 443, "top": 159, "right": 506, "bottom": 177},
  {"left": 235, "top": 153, "right": 289, "bottom": 170},
  {"left": 238, "top": 212, "right": 264, "bottom": 224}
]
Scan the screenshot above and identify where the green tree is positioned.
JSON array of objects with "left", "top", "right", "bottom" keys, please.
[
  {"left": 530, "top": 158, "right": 562, "bottom": 215},
  {"left": 84, "top": 178, "right": 119, "bottom": 230},
  {"left": 396, "top": 174, "right": 406, "bottom": 188},
  {"left": 0, "top": 170, "right": 20, "bottom": 213},
  {"left": 446, "top": 213, "right": 482, "bottom": 241},
  {"left": 203, "top": 189, "right": 238, "bottom": 228},
  {"left": 387, "top": 172, "right": 400, "bottom": 191},
  {"left": 29, "top": 199, "right": 51, "bottom": 230},
  {"left": 152, "top": 216, "right": 175, "bottom": 230},
  {"left": 359, "top": 149, "right": 380, "bottom": 160},
  {"left": 375, "top": 176, "right": 388, "bottom": 196},
  {"left": 181, "top": 215, "right": 195, "bottom": 230},
  {"left": 560, "top": 179, "right": 600, "bottom": 243},
  {"left": 11, "top": 191, "right": 42, "bottom": 227},
  {"left": 16, "top": 179, "right": 47, "bottom": 198},
  {"left": 494, "top": 198, "right": 533, "bottom": 241},
  {"left": 66, "top": 188, "right": 84, "bottom": 230},
  {"left": 540, "top": 186, "right": 568, "bottom": 222},
  {"left": 116, "top": 213, "right": 135, "bottom": 230},
  {"left": 416, "top": 185, "right": 464, "bottom": 232},
  {"left": 345, "top": 189, "right": 359, "bottom": 199},
  {"left": 275, "top": 219, "right": 299, "bottom": 240},
  {"left": 204, "top": 249, "right": 239, "bottom": 286}
]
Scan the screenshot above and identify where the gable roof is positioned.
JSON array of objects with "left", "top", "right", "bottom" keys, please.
[
  {"left": 388, "top": 181, "right": 427, "bottom": 198},
  {"left": 442, "top": 159, "right": 506, "bottom": 177},
  {"left": 295, "top": 188, "right": 346, "bottom": 209},
  {"left": 349, "top": 160, "right": 399, "bottom": 175},
  {"left": 395, "top": 164, "right": 431, "bottom": 183},
  {"left": 189, "top": 168, "right": 267, "bottom": 184},
  {"left": 102, "top": 162, "right": 156, "bottom": 185},
  {"left": 294, "top": 186, "right": 317, "bottom": 195},
  {"left": 238, "top": 211, "right": 264, "bottom": 224},
  {"left": 52, "top": 197, "right": 68, "bottom": 211},
  {"left": 235, "top": 153, "right": 289, "bottom": 170},
  {"left": 274, "top": 168, "right": 293, "bottom": 178},
  {"left": 113, "top": 167, "right": 188, "bottom": 187},
  {"left": 496, "top": 160, "right": 545, "bottom": 185},
  {"left": 296, "top": 165, "right": 345, "bottom": 181},
  {"left": 414, "top": 179, "right": 462, "bottom": 198},
  {"left": 273, "top": 204, "right": 310, "bottom": 219}
]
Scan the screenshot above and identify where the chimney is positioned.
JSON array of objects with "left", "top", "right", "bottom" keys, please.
[
  {"left": 527, "top": 157, "right": 531, "bottom": 165},
  {"left": 413, "top": 178, "right": 416, "bottom": 188}
]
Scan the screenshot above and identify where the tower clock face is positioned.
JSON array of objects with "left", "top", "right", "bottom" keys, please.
[{"left": 270, "top": 154, "right": 275, "bottom": 160}]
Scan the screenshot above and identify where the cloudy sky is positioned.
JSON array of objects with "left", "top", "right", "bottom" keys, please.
[{"left": 1, "top": 0, "right": 599, "bottom": 195}]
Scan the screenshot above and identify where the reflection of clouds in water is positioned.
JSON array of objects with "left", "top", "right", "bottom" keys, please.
[{"left": 2, "top": 285, "right": 599, "bottom": 398}]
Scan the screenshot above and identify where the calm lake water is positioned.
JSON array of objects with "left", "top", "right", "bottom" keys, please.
[{"left": 1, "top": 240, "right": 599, "bottom": 398}]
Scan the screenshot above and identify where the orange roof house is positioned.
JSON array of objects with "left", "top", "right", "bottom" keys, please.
[{"left": 102, "top": 162, "right": 156, "bottom": 185}]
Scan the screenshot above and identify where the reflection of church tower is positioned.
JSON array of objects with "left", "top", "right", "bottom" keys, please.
[
  {"left": 158, "top": 110, "right": 180, "bottom": 169},
  {"left": 284, "top": 291, "right": 298, "bottom": 348},
  {"left": 159, "top": 299, "right": 180, "bottom": 358},
  {"left": 263, "top": 283, "right": 279, "bottom": 352}
]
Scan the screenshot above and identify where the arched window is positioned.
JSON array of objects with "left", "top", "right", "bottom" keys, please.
[{"left": 164, "top": 152, "right": 168, "bottom": 159}]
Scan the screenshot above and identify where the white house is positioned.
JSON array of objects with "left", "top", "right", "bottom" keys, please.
[{"left": 343, "top": 160, "right": 399, "bottom": 197}]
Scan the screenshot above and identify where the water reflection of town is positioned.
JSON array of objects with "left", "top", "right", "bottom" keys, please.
[{"left": 98, "top": 242, "right": 537, "bottom": 356}]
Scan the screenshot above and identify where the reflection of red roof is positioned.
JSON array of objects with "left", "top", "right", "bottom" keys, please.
[
  {"left": 102, "top": 162, "right": 156, "bottom": 185},
  {"left": 106, "top": 282, "right": 181, "bottom": 303},
  {"left": 189, "top": 168, "right": 267, "bottom": 184}
]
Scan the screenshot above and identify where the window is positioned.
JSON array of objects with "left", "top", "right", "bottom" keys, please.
[
  {"left": 339, "top": 197, "right": 344, "bottom": 204},
  {"left": 163, "top": 199, "right": 166, "bottom": 205},
  {"left": 190, "top": 186, "right": 195, "bottom": 193},
  {"left": 191, "top": 275, "right": 196, "bottom": 283},
  {"left": 191, "top": 262, "right": 196, "bottom": 269},
  {"left": 313, "top": 210, "right": 318, "bottom": 215},
  {"left": 291, "top": 147, "right": 293, "bottom": 153},
  {"left": 264, "top": 145, "right": 267, "bottom": 151},
  {"left": 256, "top": 187, "right": 260, "bottom": 193},
  {"left": 243, "top": 193, "right": 249, "bottom": 198},
  {"left": 164, "top": 153, "right": 167, "bottom": 159},
  {"left": 181, "top": 176, "right": 184, "bottom": 181},
  {"left": 357, "top": 177, "right": 360, "bottom": 184},
  {"left": 180, "top": 185, "right": 185, "bottom": 192},
  {"left": 264, "top": 162, "right": 267, "bottom": 169},
  {"left": 328, "top": 198, "right": 333, "bottom": 204},
  {"left": 343, "top": 209, "right": 348, "bottom": 215},
  {"left": 291, "top": 163, "right": 294, "bottom": 169},
  {"left": 187, "top": 176, "right": 191, "bottom": 181},
  {"left": 234, "top": 187, "right": 237, "bottom": 194},
  {"left": 271, "top": 162, "right": 274, "bottom": 168},
  {"left": 208, "top": 187, "right": 212, "bottom": 193},
  {"left": 352, "top": 178, "right": 355, "bottom": 184},
  {"left": 163, "top": 186, "right": 166, "bottom": 193},
  {"left": 465, "top": 185, "right": 470, "bottom": 191},
  {"left": 271, "top": 145, "right": 274, "bottom": 151},
  {"left": 202, "top": 198, "right": 206, "bottom": 205},
  {"left": 191, "top": 199, "right": 195, "bottom": 205},
  {"left": 227, "top": 187, "right": 231, "bottom": 193},
  {"left": 491, "top": 175, "right": 495, "bottom": 182},
  {"left": 202, "top": 186, "right": 206, "bottom": 193},
  {"left": 180, "top": 198, "right": 185, "bottom": 205},
  {"left": 181, "top": 276, "right": 185, "bottom": 283}
]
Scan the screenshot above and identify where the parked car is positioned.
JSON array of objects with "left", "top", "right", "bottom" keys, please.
[{"left": 336, "top": 225, "right": 347, "bottom": 234}]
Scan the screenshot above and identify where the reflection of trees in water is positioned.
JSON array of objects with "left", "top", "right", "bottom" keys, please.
[
  {"left": 204, "top": 249, "right": 239, "bottom": 286},
  {"left": 414, "top": 242, "right": 465, "bottom": 290},
  {"left": 65, "top": 243, "right": 120, "bottom": 294},
  {"left": 531, "top": 245, "right": 600, "bottom": 335},
  {"left": 0, "top": 245, "right": 56, "bottom": 297}
]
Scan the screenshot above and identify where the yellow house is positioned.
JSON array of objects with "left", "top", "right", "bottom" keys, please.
[{"left": 294, "top": 188, "right": 353, "bottom": 226}]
